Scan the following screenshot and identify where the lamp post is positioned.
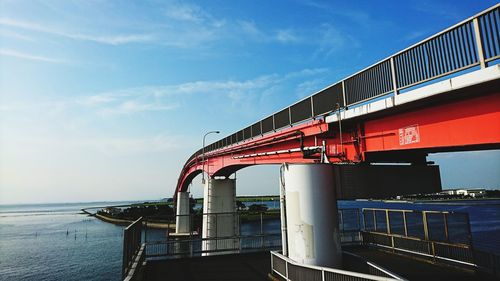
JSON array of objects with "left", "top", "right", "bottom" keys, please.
[{"left": 202, "top": 130, "right": 220, "bottom": 185}]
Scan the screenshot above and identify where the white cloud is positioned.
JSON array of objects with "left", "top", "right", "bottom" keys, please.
[
  {"left": 78, "top": 95, "right": 116, "bottom": 106},
  {"left": 312, "top": 23, "right": 359, "bottom": 58},
  {"left": 275, "top": 29, "right": 300, "bottom": 43},
  {"left": 402, "top": 30, "right": 428, "bottom": 43},
  {"left": 165, "top": 3, "right": 207, "bottom": 22},
  {"left": 238, "top": 20, "right": 263, "bottom": 37},
  {"left": 236, "top": 21, "right": 303, "bottom": 45},
  {"left": 102, "top": 100, "right": 179, "bottom": 115},
  {"left": 0, "top": 49, "right": 66, "bottom": 63},
  {"left": 0, "top": 29, "right": 34, "bottom": 41},
  {"left": 71, "top": 134, "right": 187, "bottom": 154},
  {"left": 295, "top": 78, "right": 325, "bottom": 98},
  {"left": 1, "top": 68, "right": 330, "bottom": 117},
  {"left": 0, "top": 18, "right": 154, "bottom": 45}
]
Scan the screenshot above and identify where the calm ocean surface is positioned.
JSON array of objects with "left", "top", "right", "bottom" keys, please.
[{"left": 1, "top": 199, "right": 499, "bottom": 281}]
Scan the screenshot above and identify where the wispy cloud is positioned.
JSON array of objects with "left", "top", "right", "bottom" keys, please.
[
  {"left": 402, "top": 30, "right": 429, "bottom": 43},
  {"left": 238, "top": 20, "right": 265, "bottom": 38},
  {"left": 0, "top": 29, "right": 34, "bottom": 41},
  {"left": 6, "top": 133, "right": 189, "bottom": 155},
  {"left": 2, "top": 68, "right": 331, "bottom": 117},
  {"left": 295, "top": 78, "right": 326, "bottom": 98},
  {"left": 236, "top": 21, "right": 304, "bottom": 44},
  {"left": 0, "top": 49, "right": 66, "bottom": 63},
  {"left": 275, "top": 29, "right": 300, "bottom": 43},
  {"left": 314, "top": 24, "right": 357, "bottom": 58},
  {"left": 165, "top": 3, "right": 209, "bottom": 23},
  {"left": 72, "top": 134, "right": 188, "bottom": 154},
  {"left": 101, "top": 100, "right": 180, "bottom": 115},
  {"left": 0, "top": 18, "right": 154, "bottom": 45},
  {"left": 411, "top": 1, "right": 462, "bottom": 21}
]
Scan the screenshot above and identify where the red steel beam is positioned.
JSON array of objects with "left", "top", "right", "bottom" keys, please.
[{"left": 176, "top": 91, "right": 500, "bottom": 193}]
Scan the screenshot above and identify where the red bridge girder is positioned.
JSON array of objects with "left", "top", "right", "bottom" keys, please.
[{"left": 176, "top": 90, "right": 500, "bottom": 194}]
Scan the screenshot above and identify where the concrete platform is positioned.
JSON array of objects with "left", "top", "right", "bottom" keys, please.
[
  {"left": 141, "top": 247, "right": 497, "bottom": 281},
  {"left": 144, "top": 252, "right": 271, "bottom": 281}
]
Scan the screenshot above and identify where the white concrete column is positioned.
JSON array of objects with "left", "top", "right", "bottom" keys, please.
[
  {"left": 282, "top": 163, "right": 342, "bottom": 268},
  {"left": 175, "top": 191, "right": 190, "bottom": 234},
  {"left": 202, "top": 178, "right": 238, "bottom": 255}
]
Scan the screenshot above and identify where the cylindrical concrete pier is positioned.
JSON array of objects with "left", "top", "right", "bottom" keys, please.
[
  {"left": 281, "top": 163, "right": 342, "bottom": 268},
  {"left": 175, "top": 191, "right": 190, "bottom": 234},
  {"left": 202, "top": 178, "right": 238, "bottom": 255}
]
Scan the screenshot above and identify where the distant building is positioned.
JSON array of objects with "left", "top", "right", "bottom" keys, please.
[
  {"left": 102, "top": 207, "right": 121, "bottom": 216},
  {"left": 440, "top": 188, "right": 486, "bottom": 198}
]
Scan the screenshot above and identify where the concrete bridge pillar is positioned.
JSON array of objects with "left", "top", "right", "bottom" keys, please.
[
  {"left": 280, "top": 163, "right": 342, "bottom": 268},
  {"left": 202, "top": 178, "right": 239, "bottom": 255},
  {"left": 175, "top": 191, "right": 191, "bottom": 234}
]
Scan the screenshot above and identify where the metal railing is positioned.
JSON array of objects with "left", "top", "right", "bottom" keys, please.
[
  {"left": 362, "top": 208, "right": 472, "bottom": 245},
  {"left": 144, "top": 210, "right": 279, "bottom": 238},
  {"left": 362, "top": 231, "right": 474, "bottom": 264},
  {"left": 145, "top": 233, "right": 282, "bottom": 258},
  {"left": 360, "top": 208, "right": 500, "bottom": 277},
  {"left": 339, "top": 208, "right": 363, "bottom": 245},
  {"left": 139, "top": 210, "right": 281, "bottom": 259},
  {"left": 123, "top": 207, "right": 500, "bottom": 279},
  {"left": 122, "top": 217, "right": 143, "bottom": 279},
  {"left": 271, "top": 251, "right": 405, "bottom": 281},
  {"left": 179, "top": 4, "right": 500, "bottom": 171}
]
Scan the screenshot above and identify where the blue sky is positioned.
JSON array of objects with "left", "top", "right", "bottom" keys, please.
[{"left": 0, "top": 0, "right": 499, "bottom": 204}]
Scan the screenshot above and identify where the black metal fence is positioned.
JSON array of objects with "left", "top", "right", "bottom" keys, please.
[
  {"left": 181, "top": 4, "right": 499, "bottom": 169},
  {"left": 122, "top": 217, "right": 144, "bottom": 279}
]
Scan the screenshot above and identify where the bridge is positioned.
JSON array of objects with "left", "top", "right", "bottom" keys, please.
[{"left": 170, "top": 3, "right": 499, "bottom": 276}]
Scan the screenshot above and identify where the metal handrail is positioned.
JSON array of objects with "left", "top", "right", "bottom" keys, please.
[
  {"left": 122, "top": 217, "right": 143, "bottom": 279},
  {"left": 270, "top": 251, "right": 404, "bottom": 281},
  {"left": 362, "top": 231, "right": 476, "bottom": 266},
  {"left": 144, "top": 233, "right": 282, "bottom": 258}
]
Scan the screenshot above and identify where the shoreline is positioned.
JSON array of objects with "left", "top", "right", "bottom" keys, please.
[{"left": 93, "top": 212, "right": 176, "bottom": 230}]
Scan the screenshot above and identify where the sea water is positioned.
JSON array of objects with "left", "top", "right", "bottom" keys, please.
[{"left": 0, "top": 202, "right": 134, "bottom": 281}]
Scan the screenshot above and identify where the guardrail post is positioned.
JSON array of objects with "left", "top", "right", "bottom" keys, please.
[
  {"left": 285, "top": 260, "right": 289, "bottom": 281},
  {"left": 341, "top": 80, "right": 347, "bottom": 107},
  {"left": 385, "top": 210, "right": 391, "bottom": 234},
  {"left": 403, "top": 211, "right": 408, "bottom": 237},
  {"left": 270, "top": 252, "right": 274, "bottom": 273},
  {"left": 443, "top": 213, "right": 449, "bottom": 242},
  {"left": 288, "top": 107, "right": 292, "bottom": 127},
  {"left": 431, "top": 242, "right": 436, "bottom": 261},
  {"left": 260, "top": 212, "right": 264, "bottom": 248},
  {"left": 422, "top": 211, "right": 429, "bottom": 240},
  {"left": 473, "top": 18, "right": 486, "bottom": 68},
  {"left": 190, "top": 238, "right": 194, "bottom": 257},
  {"left": 390, "top": 57, "right": 399, "bottom": 95}
]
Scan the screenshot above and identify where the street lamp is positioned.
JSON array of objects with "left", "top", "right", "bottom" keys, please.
[{"left": 202, "top": 130, "right": 220, "bottom": 184}]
